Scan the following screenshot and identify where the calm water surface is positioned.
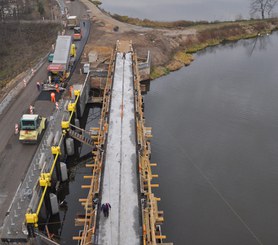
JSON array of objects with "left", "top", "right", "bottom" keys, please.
[
  {"left": 144, "top": 32, "right": 278, "bottom": 245},
  {"left": 101, "top": 0, "right": 257, "bottom": 21}
]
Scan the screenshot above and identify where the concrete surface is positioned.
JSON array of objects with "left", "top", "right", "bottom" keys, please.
[{"left": 98, "top": 52, "right": 140, "bottom": 244}]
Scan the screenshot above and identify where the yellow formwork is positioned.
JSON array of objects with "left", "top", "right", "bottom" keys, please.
[
  {"left": 74, "top": 49, "right": 116, "bottom": 245},
  {"left": 133, "top": 52, "right": 168, "bottom": 244},
  {"left": 25, "top": 91, "right": 80, "bottom": 228},
  {"left": 74, "top": 44, "right": 170, "bottom": 245}
]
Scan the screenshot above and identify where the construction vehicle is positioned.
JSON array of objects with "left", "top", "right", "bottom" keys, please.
[
  {"left": 73, "top": 26, "right": 82, "bottom": 41},
  {"left": 67, "top": 16, "right": 78, "bottom": 28},
  {"left": 19, "top": 114, "right": 47, "bottom": 144},
  {"left": 43, "top": 35, "right": 76, "bottom": 90}
]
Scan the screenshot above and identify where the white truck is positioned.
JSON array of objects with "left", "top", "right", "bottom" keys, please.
[
  {"left": 67, "top": 16, "right": 78, "bottom": 29},
  {"left": 43, "top": 35, "right": 76, "bottom": 90}
]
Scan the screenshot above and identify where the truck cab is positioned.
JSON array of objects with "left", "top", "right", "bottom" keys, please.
[
  {"left": 19, "top": 114, "right": 47, "bottom": 143},
  {"left": 48, "top": 53, "right": 54, "bottom": 62}
]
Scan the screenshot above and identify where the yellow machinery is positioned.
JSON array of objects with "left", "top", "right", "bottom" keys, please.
[{"left": 19, "top": 114, "right": 47, "bottom": 144}]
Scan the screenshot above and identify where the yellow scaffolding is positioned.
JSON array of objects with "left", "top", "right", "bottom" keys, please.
[
  {"left": 74, "top": 42, "right": 171, "bottom": 244},
  {"left": 25, "top": 90, "right": 81, "bottom": 228},
  {"left": 133, "top": 52, "right": 167, "bottom": 244},
  {"left": 73, "top": 49, "right": 116, "bottom": 244}
]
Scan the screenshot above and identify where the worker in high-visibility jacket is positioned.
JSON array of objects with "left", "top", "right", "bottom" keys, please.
[
  {"left": 55, "top": 84, "right": 60, "bottom": 93},
  {"left": 51, "top": 92, "right": 56, "bottom": 103},
  {"left": 69, "top": 85, "right": 73, "bottom": 98}
]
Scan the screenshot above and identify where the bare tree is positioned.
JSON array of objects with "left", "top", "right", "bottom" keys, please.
[
  {"left": 250, "top": 0, "right": 278, "bottom": 19},
  {"left": 0, "top": 0, "right": 8, "bottom": 21}
]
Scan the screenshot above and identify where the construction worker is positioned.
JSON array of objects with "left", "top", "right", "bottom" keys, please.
[
  {"left": 51, "top": 92, "right": 56, "bottom": 103},
  {"left": 36, "top": 81, "right": 41, "bottom": 91},
  {"left": 29, "top": 105, "right": 35, "bottom": 114},
  {"left": 101, "top": 203, "right": 111, "bottom": 217},
  {"left": 69, "top": 86, "right": 73, "bottom": 97},
  {"left": 55, "top": 84, "right": 60, "bottom": 93}
]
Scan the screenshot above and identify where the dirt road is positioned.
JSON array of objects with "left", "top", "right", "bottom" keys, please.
[{"left": 80, "top": 0, "right": 196, "bottom": 69}]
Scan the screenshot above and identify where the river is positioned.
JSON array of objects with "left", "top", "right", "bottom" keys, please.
[
  {"left": 101, "top": 0, "right": 266, "bottom": 21},
  {"left": 143, "top": 32, "right": 278, "bottom": 244}
]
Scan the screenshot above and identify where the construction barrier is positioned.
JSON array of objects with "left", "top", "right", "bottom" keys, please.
[{"left": 15, "top": 123, "right": 19, "bottom": 135}]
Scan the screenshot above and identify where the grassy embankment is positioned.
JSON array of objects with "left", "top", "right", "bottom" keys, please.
[
  {"left": 113, "top": 15, "right": 278, "bottom": 79},
  {"left": 0, "top": 22, "right": 61, "bottom": 88}
]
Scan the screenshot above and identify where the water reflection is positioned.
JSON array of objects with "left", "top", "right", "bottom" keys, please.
[
  {"left": 144, "top": 32, "right": 278, "bottom": 244},
  {"left": 246, "top": 34, "right": 271, "bottom": 56}
]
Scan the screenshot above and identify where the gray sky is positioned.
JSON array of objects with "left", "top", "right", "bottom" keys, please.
[{"left": 101, "top": 0, "right": 251, "bottom": 21}]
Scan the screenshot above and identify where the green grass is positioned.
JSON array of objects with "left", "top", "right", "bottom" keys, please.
[{"left": 150, "top": 66, "right": 170, "bottom": 80}]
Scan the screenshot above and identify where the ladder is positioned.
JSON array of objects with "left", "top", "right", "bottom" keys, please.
[{"left": 68, "top": 129, "right": 94, "bottom": 147}]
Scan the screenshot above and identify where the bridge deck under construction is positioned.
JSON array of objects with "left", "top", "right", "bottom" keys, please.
[
  {"left": 76, "top": 41, "right": 170, "bottom": 245},
  {"left": 97, "top": 51, "right": 140, "bottom": 244}
]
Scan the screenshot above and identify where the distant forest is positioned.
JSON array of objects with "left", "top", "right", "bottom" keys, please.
[
  {"left": 0, "top": 0, "right": 54, "bottom": 20},
  {"left": 0, "top": 0, "right": 61, "bottom": 85}
]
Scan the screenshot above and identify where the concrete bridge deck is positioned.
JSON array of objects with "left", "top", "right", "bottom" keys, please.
[{"left": 97, "top": 52, "right": 140, "bottom": 244}]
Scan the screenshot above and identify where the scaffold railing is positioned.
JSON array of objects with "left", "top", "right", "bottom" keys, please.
[
  {"left": 73, "top": 48, "right": 116, "bottom": 244},
  {"left": 133, "top": 52, "right": 168, "bottom": 244}
]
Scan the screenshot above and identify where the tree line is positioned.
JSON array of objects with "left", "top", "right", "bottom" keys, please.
[{"left": 0, "top": 0, "right": 47, "bottom": 20}]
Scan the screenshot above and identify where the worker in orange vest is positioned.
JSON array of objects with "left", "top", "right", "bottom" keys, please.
[
  {"left": 51, "top": 92, "right": 56, "bottom": 103},
  {"left": 69, "top": 85, "right": 73, "bottom": 97},
  {"left": 55, "top": 84, "right": 60, "bottom": 93}
]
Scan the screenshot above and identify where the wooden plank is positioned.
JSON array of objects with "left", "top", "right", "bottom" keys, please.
[
  {"left": 155, "top": 235, "right": 166, "bottom": 239},
  {"left": 81, "top": 185, "right": 91, "bottom": 189},
  {"left": 150, "top": 184, "right": 159, "bottom": 188},
  {"left": 79, "top": 198, "right": 87, "bottom": 202},
  {"left": 72, "top": 236, "right": 82, "bottom": 240},
  {"left": 156, "top": 217, "right": 164, "bottom": 222},
  {"left": 75, "top": 218, "right": 90, "bottom": 223},
  {"left": 83, "top": 175, "right": 94, "bottom": 179}
]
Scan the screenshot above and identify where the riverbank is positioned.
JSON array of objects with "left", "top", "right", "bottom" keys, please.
[{"left": 83, "top": 1, "right": 278, "bottom": 79}]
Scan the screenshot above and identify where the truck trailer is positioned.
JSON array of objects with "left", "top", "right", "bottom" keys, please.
[{"left": 43, "top": 35, "right": 76, "bottom": 90}]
